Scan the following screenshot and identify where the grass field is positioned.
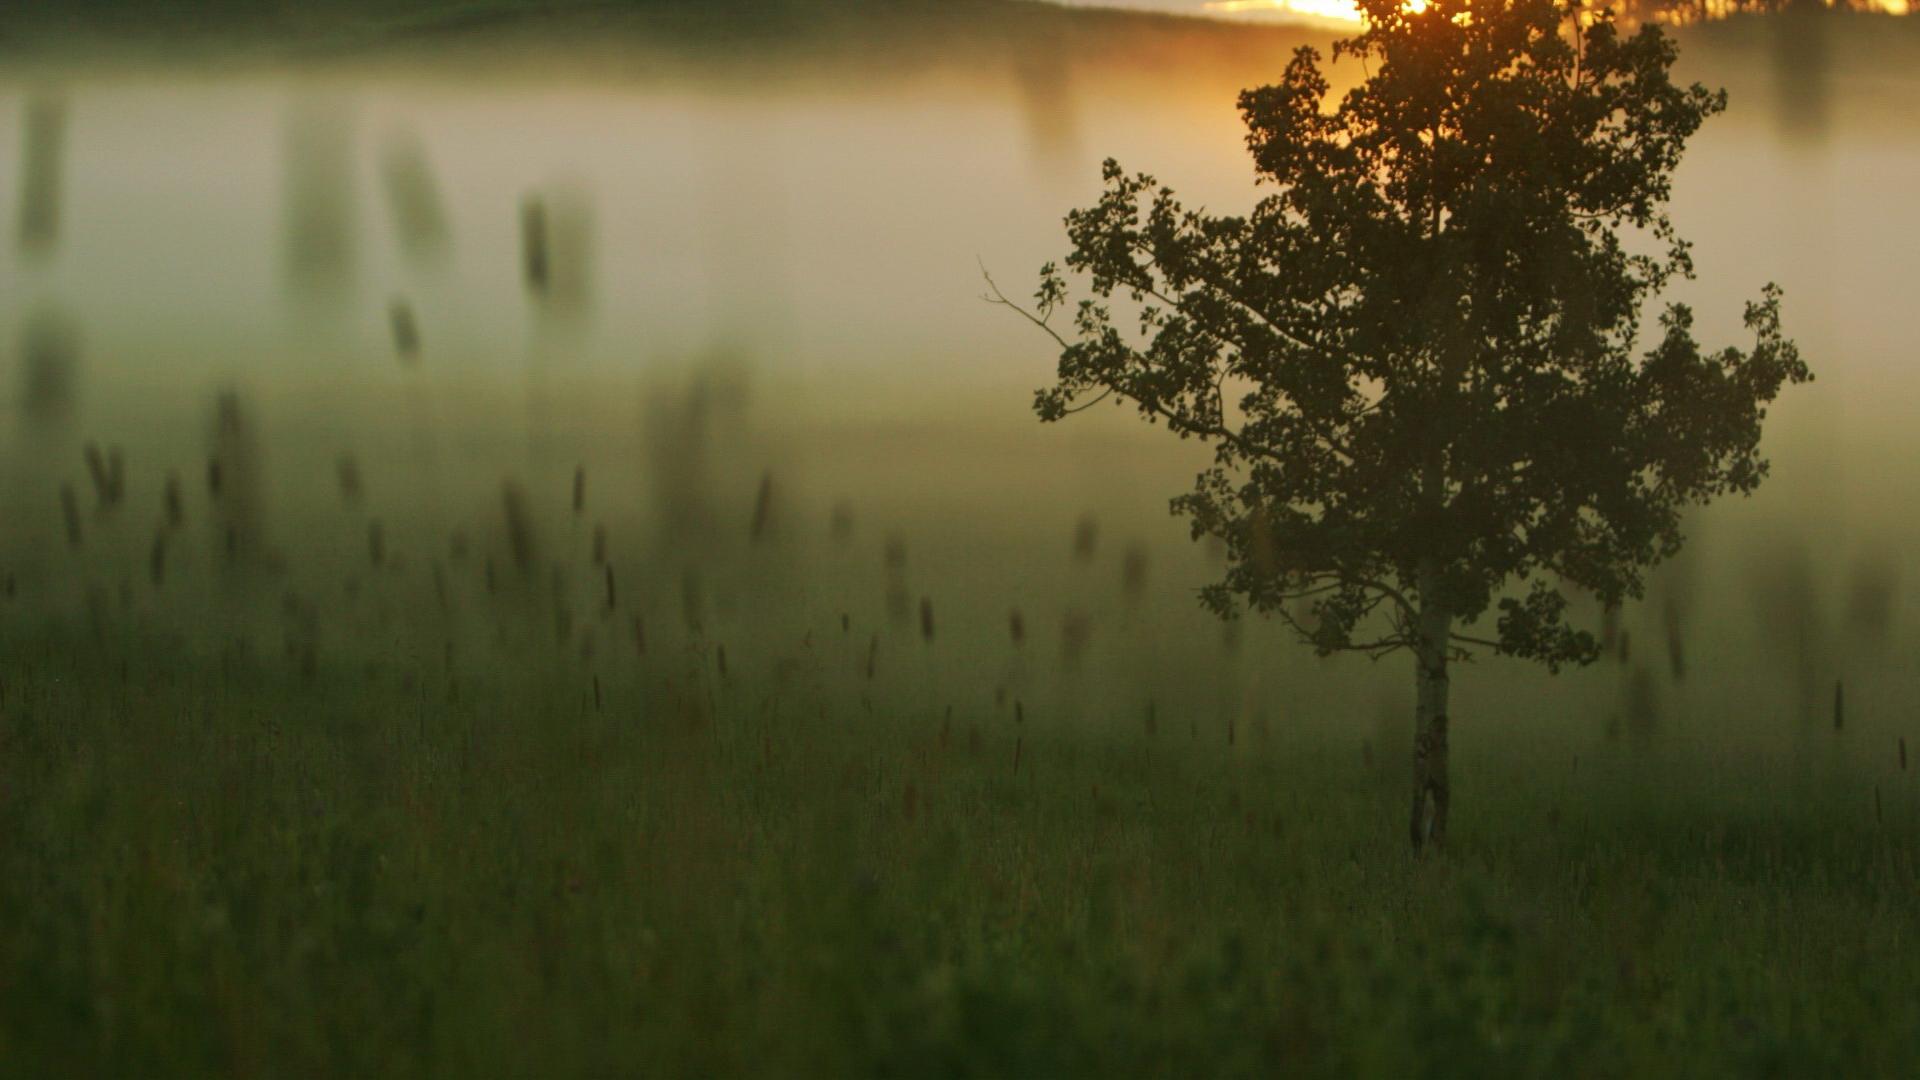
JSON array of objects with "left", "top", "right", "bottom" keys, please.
[
  {"left": 2, "top": 614, "right": 1915, "bottom": 1076},
  {"left": 0, "top": 376, "right": 1915, "bottom": 1077}
]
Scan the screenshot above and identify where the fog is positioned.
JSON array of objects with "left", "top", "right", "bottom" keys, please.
[{"left": 4, "top": 13, "right": 1919, "bottom": 766}]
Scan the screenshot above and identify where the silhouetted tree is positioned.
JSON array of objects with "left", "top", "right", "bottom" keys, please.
[{"left": 994, "top": 0, "right": 1809, "bottom": 852}]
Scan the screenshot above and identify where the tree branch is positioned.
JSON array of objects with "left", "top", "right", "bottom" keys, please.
[
  {"left": 1132, "top": 278, "right": 1360, "bottom": 467},
  {"left": 980, "top": 262, "right": 1069, "bottom": 350}
]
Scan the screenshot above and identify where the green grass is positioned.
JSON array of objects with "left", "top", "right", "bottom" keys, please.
[{"left": 0, "top": 600, "right": 1914, "bottom": 1076}]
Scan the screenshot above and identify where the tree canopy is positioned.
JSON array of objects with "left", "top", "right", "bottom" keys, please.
[{"left": 999, "top": 0, "right": 1809, "bottom": 671}]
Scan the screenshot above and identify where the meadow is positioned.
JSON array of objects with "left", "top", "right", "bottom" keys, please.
[{"left": 0, "top": 370, "right": 1916, "bottom": 1076}]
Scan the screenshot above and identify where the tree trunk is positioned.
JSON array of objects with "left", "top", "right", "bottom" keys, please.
[{"left": 1409, "top": 574, "right": 1453, "bottom": 854}]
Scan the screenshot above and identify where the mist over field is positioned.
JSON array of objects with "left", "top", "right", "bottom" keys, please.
[{"left": 3, "top": 2, "right": 1918, "bottom": 1074}]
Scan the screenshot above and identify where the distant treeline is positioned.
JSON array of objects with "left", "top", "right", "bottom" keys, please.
[
  {"left": 1631, "top": 0, "right": 1905, "bottom": 19},
  {"left": 0, "top": 0, "right": 1313, "bottom": 75},
  {"left": 4, "top": 0, "right": 1902, "bottom": 69},
  {"left": 0, "top": 0, "right": 1008, "bottom": 47},
  {"left": 8, "top": 0, "right": 1906, "bottom": 30},
  {"left": 5, "top": 0, "right": 990, "bottom": 29}
]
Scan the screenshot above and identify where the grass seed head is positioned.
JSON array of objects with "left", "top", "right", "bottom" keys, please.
[
  {"left": 750, "top": 472, "right": 774, "bottom": 542},
  {"left": 389, "top": 299, "right": 422, "bottom": 363},
  {"left": 521, "top": 196, "right": 551, "bottom": 296},
  {"left": 1663, "top": 596, "right": 1686, "bottom": 681},
  {"left": 1122, "top": 542, "right": 1148, "bottom": 595},
  {"left": 163, "top": 473, "right": 184, "bottom": 528},
  {"left": 336, "top": 455, "right": 364, "bottom": 505},
  {"left": 83, "top": 444, "right": 110, "bottom": 507},
  {"left": 59, "top": 484, "right": 82, "bottom": 548},
  {"left": 1073, "top": 514, "right": 1098, "bottom": 562},
  {"left": 502, "top": 481, "right": 537, "bottom": 573},
  {"left": 380, "top": 130, "right": 451, "bottom": 262}
]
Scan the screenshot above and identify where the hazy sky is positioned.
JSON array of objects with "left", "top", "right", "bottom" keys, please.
[
  {"left": 1054, "top": 0, "right": 1916, "bottom": 23},
  {"left": 1053, "top": 0, "right": 1364, "bottom": 25}
]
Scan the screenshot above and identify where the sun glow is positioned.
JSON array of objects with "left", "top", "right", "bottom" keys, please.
[{"left": 1201, "top": 0, "right": 1369, "bottom": 23}]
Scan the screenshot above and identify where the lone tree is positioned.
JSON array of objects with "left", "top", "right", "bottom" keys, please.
[{"left": 992, "top": 0, "right": 1808, "bottom": 851}]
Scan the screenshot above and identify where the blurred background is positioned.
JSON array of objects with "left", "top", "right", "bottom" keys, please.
[{"left": 3, "top": 1, "right": 1918, "bottom": 776}]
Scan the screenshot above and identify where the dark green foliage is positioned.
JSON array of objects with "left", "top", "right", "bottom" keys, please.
[{"left": 1018, "top": 0, "right": 1810, "bottom": 669}]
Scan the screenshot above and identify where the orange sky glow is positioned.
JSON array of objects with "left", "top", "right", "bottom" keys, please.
[{"left": 1200, "top": 0, "right": 1908, "bottom": 23}]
